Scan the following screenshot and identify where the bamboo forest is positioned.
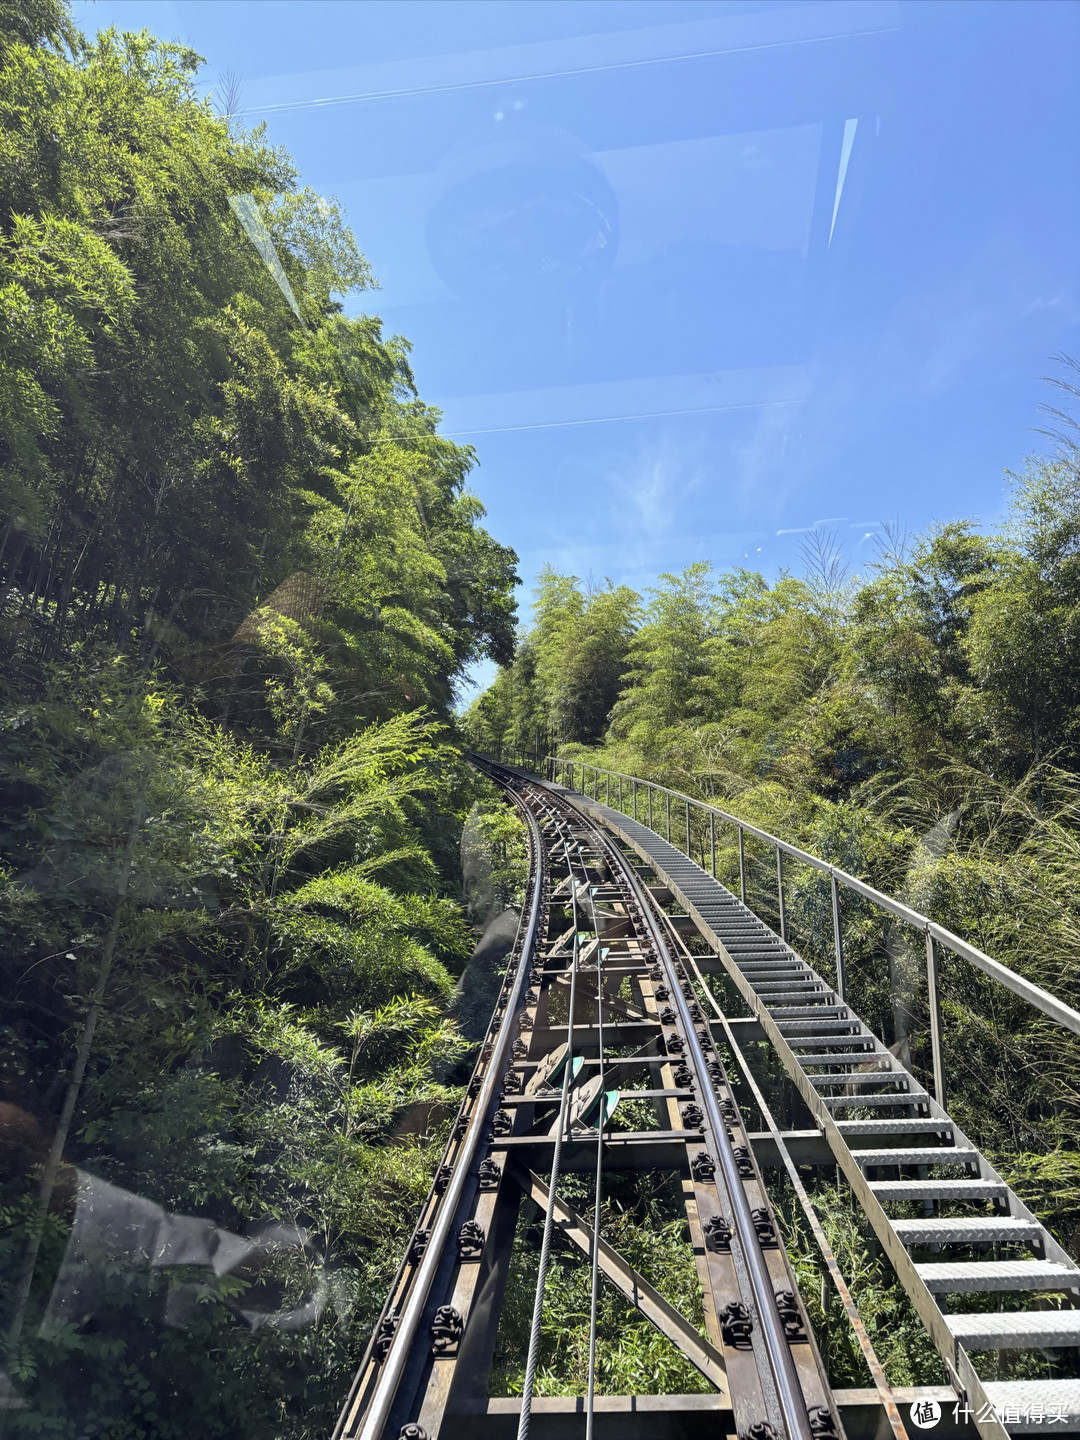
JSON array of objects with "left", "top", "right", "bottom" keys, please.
[{"left": 2, "top": 2, "right": 1079, "bottom": 1438}]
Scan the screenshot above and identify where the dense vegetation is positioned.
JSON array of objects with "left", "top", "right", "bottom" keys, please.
[
  {"left": 466, "top": 453, "right": 1080, "bottom": 1261},
  {"left": 3, "top": 0, "right": 1078, "bottom": 1422},
  {"left": 0, "top": 2, "right": 519, "bottom": 1433}
]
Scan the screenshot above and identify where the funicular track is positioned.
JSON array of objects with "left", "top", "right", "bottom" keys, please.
[
  {"left": 336, "top": 760, "right": 1080, "bottom": 1440},
  {"left": 509, "top": 763, "right": 1080, "bottom": 1440},
  {"left": 335, "top": 763, "right": 843, "bottom": 1440}
]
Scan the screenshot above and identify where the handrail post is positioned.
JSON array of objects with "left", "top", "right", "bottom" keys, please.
[
  {"left": 831, "top": 873, "right": 845, "bottom": 1002},
  {"left": 606, "top": 771, "right": 610, "bottom": 805},
  {"left": 738, "top": 827, "right": 746, "bottom": 903},
  {"left": 632, "top": 778, "right": 638, "bottom": 822},
  {"left": 618, "top": 773, "right": 623, "bottom": 811},
  {"left": 709, "top": 810, "right": 716, "bottom": 879},
  {"left": 926, "top": 933, "right": 946, "bottom": 1106},
  {"left": 685, "top": 801, "right": 691, "bottom": 856},
  {"left": 648, "top": 785, "right": 653, "bottom": 831},
  {"left": 665, "top": 792, "right": 671, "bottom": 842},
  {"left": 776, "top": 847, "right": 787, "bottom": 942}
]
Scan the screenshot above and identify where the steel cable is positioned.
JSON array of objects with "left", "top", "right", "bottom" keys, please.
[
  {"left": 585, "top": 877, "right": 605, "bottom": 1440},
  {"left": 516, "top": 841, "right": 580, "bottom": 1440}
]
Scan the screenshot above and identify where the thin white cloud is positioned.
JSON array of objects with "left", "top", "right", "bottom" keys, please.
[{"left": 776, "top": 515, "right": 849, "bottom": 535}]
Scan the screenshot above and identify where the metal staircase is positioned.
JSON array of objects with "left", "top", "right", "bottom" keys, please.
[{"left": 557, "top": 782, "right": 1080, "bottom": 1440}]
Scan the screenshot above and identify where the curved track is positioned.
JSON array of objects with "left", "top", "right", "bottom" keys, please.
[{"left": 335, "top": 763, "right": 840, "bottom": 1440}]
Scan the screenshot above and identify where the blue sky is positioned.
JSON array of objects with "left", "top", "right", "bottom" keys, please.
[{"left": 74, "top": 0, "right": 1080, "bottom": 692}]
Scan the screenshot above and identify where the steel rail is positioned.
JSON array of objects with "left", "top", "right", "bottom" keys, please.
[
  {"left": 548, "top": 787, "right": 817, "bottom": 1440},
  {"left": 520, "top": 752, "right": 1080, "bottom": 1039},
  {"left": 683, "top": 948, "right": 910, "bottom": 1440},
  {"left": 557, "top": 765, "right": 1080, "bottom": 1440},
  {"left": 349, "top": 780, "right": 545, "bottom": 1440},
  {"left": 517, "top": 841, "right": 581, "bottom": 1440},
  {"left": 352, "top": 760, "right": 834, "bottom": 1439},
  {"left": 632, "top": 857, "right": 900, "bottom": 1432}
]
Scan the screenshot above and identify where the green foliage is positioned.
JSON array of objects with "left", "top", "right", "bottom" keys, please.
[
  {"left": 461, "top": 783, "right": 528, "bottom": 919},
  {"left": 467, "top": 567, "right": 636, "bottom": 750},
  {"left": 0, "top": 0, "right": 517, "bottom": 713},
  {"left": 775, "top": 1184, "right": 943, "bottom": 1388},
  {"left": 0, "top": 657, "right": 484, "bottom": 1434},
  {"left": 491, "top": 1180, "right": 711, "bottom": 1397},
  {"left": 0, "top": 1, "right": 519, "bottom": 1431},
  {"left": 467, "top": 445, "right": 1080, "bottom": 1376}
]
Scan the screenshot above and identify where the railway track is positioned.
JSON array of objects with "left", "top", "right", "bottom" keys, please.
[{"left": 334, "top": 761, "right": 1080, "bottom": 1440}]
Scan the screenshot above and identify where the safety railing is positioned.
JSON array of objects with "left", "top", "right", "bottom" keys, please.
[{"left": 487, "top": 744, "right": 1080, "bottom": 1108}]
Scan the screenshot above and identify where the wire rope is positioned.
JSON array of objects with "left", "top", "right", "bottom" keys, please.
[
  {"left": 516, "top": 834, "right": 580, "bottom": 1440},
  {"left": 584, "top": 874, "right": 605, "bottom": 1440}
]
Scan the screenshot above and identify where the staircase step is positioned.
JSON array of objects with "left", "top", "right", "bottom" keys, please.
[
  {"left": 914, "top": 1260, "right": 1080, "bottom": 1294},
  {"left": 892, "top": 1216, "right": 1042, "bottom": 1245},
  {"left": 837, "top": 1119, "right": 954, "bottom": 1137},
  {"left": 753, "top": 981, "right": 825, "bottom": 993},
  {"left": 738, "top": 953, "right": 802, "bottom": 964},
  {"left": 768, "top": 1005, "right": 846, "bottom": 1019},
  {"left": 854, "top": 1146, "right": 977, "bottom": 1168},
  {"left": 983, "top": 1379, "right": 1080, "bottom": 1431},
  {"left": 821, "top": 1094, "right": 925, "bottom": 1109},
  {"left": 777, "top": 1021, "right": 860, "bottom": 1035},
  {"left": 760, "top": 991, "right": 832, "bottom": 1005},
  {"left": 872, "top": 1179, "right": 1007, "bottom": 1201},
  {"left": 799, "top": 1053, "right": 891, "bottom": 1068},
  {"left": 947, "top": 1309, "right": 1080, "bottom": 1348},
  {"left": 810, "top": 1072, "right": 910, "bottom": 1086},
  {"left": 738, "top": 967, "right": 810, "bottom": 978},
  {"left": 794, "top": 1042, "right": 881, "bottom": 1054}
]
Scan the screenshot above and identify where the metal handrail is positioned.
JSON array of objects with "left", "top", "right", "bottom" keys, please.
[{"left": 490, "top": 747, "right": 1080, "bottom": 1102}]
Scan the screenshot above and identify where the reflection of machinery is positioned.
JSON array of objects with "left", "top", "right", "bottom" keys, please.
[{"left": 426, "top": 120, "right": 618, "bottom": 300}]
